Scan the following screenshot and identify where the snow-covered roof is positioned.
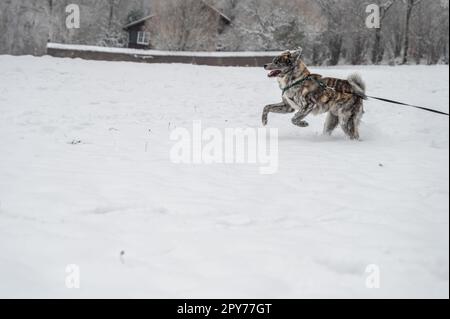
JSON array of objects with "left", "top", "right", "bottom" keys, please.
[
  {"left": 123, "top": 2, "right": 231, "bottom": 30},
  {"left": 47, "top": 42, "right": 281, "bottom": 58},
  {"left": 201, "top": 0, "right": 232, "bottom": 23},
  {"left": 123, "top": 15, "right": 155, "bottom": 30}
]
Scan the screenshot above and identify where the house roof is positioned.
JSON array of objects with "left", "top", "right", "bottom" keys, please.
[
  {"left": 201, "top": 0, "right": 232, "bottom": 24},
  {"left": 123, "top": 2, "right": 231, "bottom": 30},
  {"left": 123, "top": 14, "right": 155, "bottom": 30}
]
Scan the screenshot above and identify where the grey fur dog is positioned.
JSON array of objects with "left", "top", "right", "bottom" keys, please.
[{"left": 262, "top": 48, "right": 366, "bottom": 140}]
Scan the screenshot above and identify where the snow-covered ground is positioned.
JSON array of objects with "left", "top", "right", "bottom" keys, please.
[{"left": 0, "top": 55, "right": 448, "bottom": 299}]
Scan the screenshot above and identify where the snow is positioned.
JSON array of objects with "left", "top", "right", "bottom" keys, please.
[
  {"left": 47, "top": 42, "right": 282, "bottom": 57},
  {"left": 0, "top": 55, "right": 448, "bottom": 299}
]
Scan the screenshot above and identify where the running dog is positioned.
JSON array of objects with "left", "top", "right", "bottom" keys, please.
[{"left": 262, "top": 48, "right": 366, "bottom": 140}]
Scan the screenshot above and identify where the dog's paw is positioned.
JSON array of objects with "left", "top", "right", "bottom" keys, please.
[
  {"left": 299, "top": 121, "right": 309, "bottom": 127},
  {"left": 293, "top": 120, "right": 309, "bottom": 128}
]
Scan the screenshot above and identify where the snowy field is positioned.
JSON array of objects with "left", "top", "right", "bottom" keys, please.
[{"left": 0, "top": 55, "right": 448, "bottom": 299}]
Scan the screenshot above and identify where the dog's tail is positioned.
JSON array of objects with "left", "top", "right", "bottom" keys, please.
[{"left": 348, "top": 73, "right": 367, "bottom": 99}]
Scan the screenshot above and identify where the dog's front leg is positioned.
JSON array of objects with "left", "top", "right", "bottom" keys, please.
[
  {"left": 291, "top": 103, "right": 315, "bottom": 128},
  {"left": 282, "top": 96, "right": 312, "bottom": 128},
  {"left": 262, "top": 102, "right": 295, "bottom": 126}
]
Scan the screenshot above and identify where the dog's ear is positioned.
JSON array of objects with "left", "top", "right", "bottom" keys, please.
[
  {"left": 293, "top": 47, "right": 303, "bottom": 56},
  {"left": 291, "top": 47, "right": 303, "bottom": 62}
]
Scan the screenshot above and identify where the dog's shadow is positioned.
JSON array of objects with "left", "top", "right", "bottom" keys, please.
[
  {"left": 278, "top": 132, "right": 347, "bottom": 143},
  {"left": 277, "top": 131, "right": 369, "bottom": 143},
  {"left": 272, "top": 120, "right": 377, "bottom": 143}
]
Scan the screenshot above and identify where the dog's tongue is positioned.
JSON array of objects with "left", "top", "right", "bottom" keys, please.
[{"left": 268, "top": 70, "right": 282, "bottom": 78}]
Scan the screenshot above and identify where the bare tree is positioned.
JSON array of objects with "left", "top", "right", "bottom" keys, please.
[
  {"left": 371, "top": 0, "right": 396, "bottom": 64},
  {"left": 409, "top": 0, "right": 449, "bottom": 64},
  {"left": 345, "top": 1, "right": 372, "bottom": 65},
  {"left": 315, "top": 0, "right": 351, "bottom": 65},
  {"left": 0, "top": 0, "right": 448, "bottom": 64},
  {"left": 385, "top": 2, "right": 404, "bottom": 61},
  {"left": 100, "top": 0, "right": 127, "bottom": 47},
  {"left": 402, "top": 0, "right": 422, "bottom": 64},
  {"left": 151, "top": 0, "right": 220, "bottom": 51},
  {"left": 227, "top": 0, "right": 308, "bottom": 51}
]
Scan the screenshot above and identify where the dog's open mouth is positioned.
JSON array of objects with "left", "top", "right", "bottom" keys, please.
[{"left": 268, "top": 70, "right": 282, "bottom": 78}]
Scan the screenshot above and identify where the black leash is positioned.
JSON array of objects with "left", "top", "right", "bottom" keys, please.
[
  {"left": 366, "top": 96, "right": 449, "bottom": 116},
  {"left": 282, "top": 76, "right": 449, "bottom": 116}
]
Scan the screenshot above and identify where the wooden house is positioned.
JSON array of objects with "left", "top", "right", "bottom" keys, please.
[
  {"left": 123, "top": 15, "right": 155, "bottom": 50},
  {"left": 123, "top": 2, "right": 231, "bottom": 50}
]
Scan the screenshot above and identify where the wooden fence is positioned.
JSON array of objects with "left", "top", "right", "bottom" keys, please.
[{"left": 46, "top": 43, "right": 279, "bottom": 67}]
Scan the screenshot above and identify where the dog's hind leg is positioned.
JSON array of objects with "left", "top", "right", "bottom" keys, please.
[
  {"left": 262, "top": 102, "right": 295, "bottom": 126},
  {"left": 323, "top": 112, "right": 339, "bottom": 135},
  {"left": 340, "top": 118, "right": 359, "bottom": 140},
  {"left": 340, "top": 103, "right": 363, "bottom": 140}
]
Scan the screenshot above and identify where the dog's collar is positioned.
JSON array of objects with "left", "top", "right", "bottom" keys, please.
[
  {"left": 282, "top": 75, "right": 311, "bottom": 94},
  {"left": 282, "top": 75, "right": 326, "bottom": 94}
]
